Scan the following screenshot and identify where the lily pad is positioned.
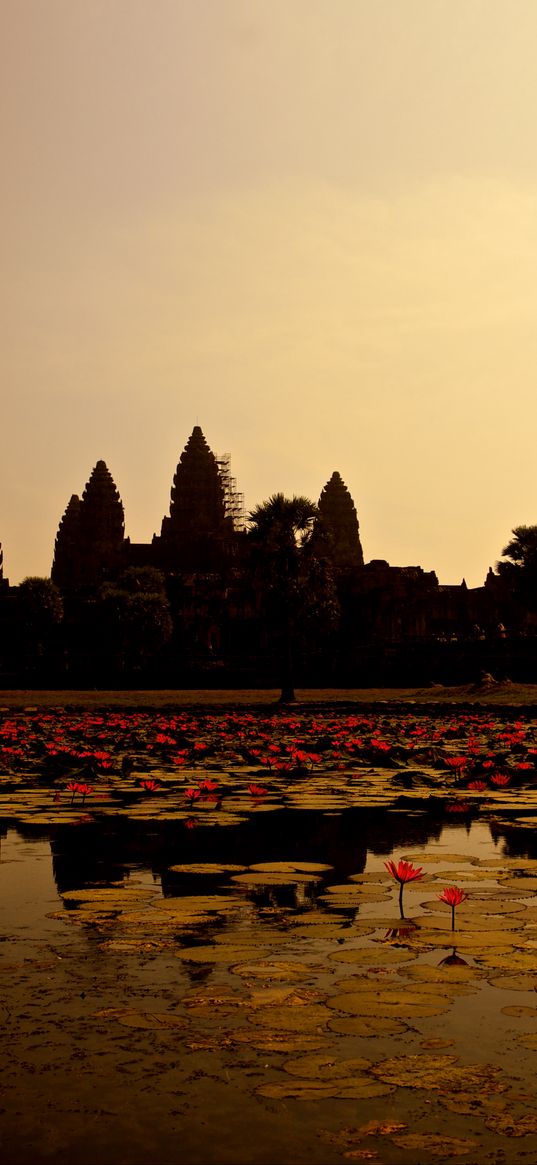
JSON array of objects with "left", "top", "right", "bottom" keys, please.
[
  {"left": 282, "top": 1052, "right": 372, "bottom": 1078},
  {"left": 248, "top": 861, "right": 333, "bottom": 873},
  {"left": 328, "top": 1016, "right": 408, "bottom": 1037},
  {"left": 391, "top": 1133, "right": 477, "bottom": 1157},
  {"left": 231, "top": 960, "right": 318, "bottom": 980},
  {"left": 256, "top": 1077, "right": 394, "bottom": 1100},
  {"left": 486, "top": 973, "right": 537, "bottom": 991},
  {"left": 93, "top": 1007, "right": 187, "bottom": 1030},
  {"left": 168, "top": 863, "right": 247, "bottom": 874},
  {"left": 175, "top": 944, "right": 266, "bottom": 963},
  {"left": 329, "top": 946, "right": 414, "bottom": 965},
  {"left": 328, "top": 989, "right": 450, "bottom": 1018},
  {"left": 484, "top": 1112, "right": 537, "bottom": 1136},
  {"left": 251, "top": 1003, "right": 333, "bottom": 1031}
]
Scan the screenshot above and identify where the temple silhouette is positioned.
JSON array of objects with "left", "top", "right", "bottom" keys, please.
[{"left": 0, "top": 426, "right": 532, "bottom": 686}]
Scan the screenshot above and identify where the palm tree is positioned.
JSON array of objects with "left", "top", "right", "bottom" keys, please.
[
  {"left": 497, "top": 526, "right": 537, "bottom": 613},
  {"left": 248, "top": 493, "right": 320, "bottom": 703}
]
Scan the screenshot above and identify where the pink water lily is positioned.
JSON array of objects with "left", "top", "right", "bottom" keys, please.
[
  {"left": 438, "top": 885, "right": 468, "bottom": 931},
  {"left": 385, "top": 859, "right": 424, "bottom": 919}
]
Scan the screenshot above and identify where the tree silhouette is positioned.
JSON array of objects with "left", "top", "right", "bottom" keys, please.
[
  {"left": 17, "top": 577, "right": 63, "bottom": 670},
  {"left": 248, "top": 494, "right": 338, "bottom": 701},
  {"left": 497, "top": 526, "right": 537, "bottom": 614},
  {"left": 99, "top": 567, "right": 173, "bottom": 671}
]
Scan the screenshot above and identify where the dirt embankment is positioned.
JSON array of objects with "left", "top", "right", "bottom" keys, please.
[{"left": 0, "top": 680, "right": 536, "bottom": 709}]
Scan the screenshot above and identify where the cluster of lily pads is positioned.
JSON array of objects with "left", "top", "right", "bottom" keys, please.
[
  {"left": 1, "top": 707, "right": 537, "bottom": 832},
  {"left": 45, "top": 842, "right": 537, "bottom": 1155}
]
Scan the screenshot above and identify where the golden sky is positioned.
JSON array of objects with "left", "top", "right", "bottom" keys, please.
[{"left": 2, "top": 0, "right": 537, "bottom": 586}]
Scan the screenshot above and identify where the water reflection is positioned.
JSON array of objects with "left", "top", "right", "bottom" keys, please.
[
  {"left": 2, "top": 807, "right": 534, "bottom": 911},
  {"left": 43, "top": 807, "right": 447, "bottom": 899}
]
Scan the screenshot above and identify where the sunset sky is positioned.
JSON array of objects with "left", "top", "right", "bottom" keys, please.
[{"left": 3, "top": 0, "right": 537, "bottom": 586}]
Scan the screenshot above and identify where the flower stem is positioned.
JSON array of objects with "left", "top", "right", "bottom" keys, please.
[{"left": 399, "top": 883, "right": 405, "bottom": 919}]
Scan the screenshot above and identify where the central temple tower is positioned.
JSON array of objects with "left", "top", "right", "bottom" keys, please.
[{"left": 156, "top": 426, "right": 238, "bottom": 571}]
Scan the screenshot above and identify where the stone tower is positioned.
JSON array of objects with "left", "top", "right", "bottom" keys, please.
[
  {"left": 157, "top": 426, "right": 235, "bottom": 570},
  {"left": 316, "top": 471, "right": 364, "bottom": 568},
  {"left": 52, "top": 462, "right": 125, "bottom": 590},
  {"left": 51, "top": 495, "right": 82, "bottom": 590},
  {"left": 0, "top": 543, "right": 8, "bottom": 591}
]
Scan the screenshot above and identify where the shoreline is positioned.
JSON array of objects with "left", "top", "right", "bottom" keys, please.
[{"left": 1, "top": 681, "right": 537, "bottom": 709}]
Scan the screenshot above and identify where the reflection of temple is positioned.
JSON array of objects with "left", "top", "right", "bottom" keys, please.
[{"left": 0, "top": 425, "right": 523, "bottom": 682}]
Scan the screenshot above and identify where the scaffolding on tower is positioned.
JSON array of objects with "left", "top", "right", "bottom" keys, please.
[{"left": 216, "top": 455, "right": 246, "bottom": 532}]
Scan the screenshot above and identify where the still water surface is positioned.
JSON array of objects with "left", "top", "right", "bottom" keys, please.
[{"left": 1, "top": 809, "right": 537, "bottom": 1165}]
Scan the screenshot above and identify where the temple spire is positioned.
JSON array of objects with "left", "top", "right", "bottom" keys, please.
[
  {"left": 158, "top": 427, "right": 235, "bottom": 569},
  {"left": 52, "top": 462, "right": 125, "bottom": 590},
  {"left": 51, "top": 494, "right": 81, "bottom": 590},
  {"left": 316, "top": 471, "right": 364, "bottom": 568}
]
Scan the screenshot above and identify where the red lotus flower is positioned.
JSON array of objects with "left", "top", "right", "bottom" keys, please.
[
  {"left": 445, "top": 755, "right": 468, "bottom": 781},
  {"left": 385, "top": 859, "right": 424, "bottom": 884},
  {"left": 438, "top": 885, "right": 467, "bottom": 931},
  {"left": 247, "top": 783, "right": 268, "bottom": 797},
  {"left": 491, "top": 773, "right": 510, "bottom": 787},
  {"left": 467, "top": 780, "right": 486, "bottom": 791},
  {"left": 185, "top": 787, "right": 201, "bottom": 802},
  {"left": 385, "top": 859, "right": 424, "bottom": 919},
  {"left": 76, "top": 783, "right": 93, "bottom": 803},
  {"left": 198, "top": 778, "right": 219, "bottom": 792},
  {"left": 140, "top": 779, "right": 160, "bottom": 792}
]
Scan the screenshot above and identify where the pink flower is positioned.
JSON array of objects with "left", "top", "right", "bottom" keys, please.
[
  {"left": 385, "top": 859, "right": 424, "bottom": 920},
  {"left": 438, "top": 886, "right": 467, "bottom": 907},
  {"left": 438, "top": 885, "right": 467, "bottom": 931},
  {"left": 384, "top": 859, "right": 424, "bottom": 884}
]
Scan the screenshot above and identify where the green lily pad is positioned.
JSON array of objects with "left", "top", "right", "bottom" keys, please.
[
  {"left": 247, "top": 861, "right": 333, "bottom": 873},
  {"left": 231, "top": 960, "right": 317, "bottom": 980},
  {"left": 282, "top": 1052, "right": 372, "bottom": 1078},
  {"left": 168, "top": 863, "right": 247, "bottom": 874},
  {"left": 175, "top": 944, "right": 267, "bottom": 963},
  {"left": 256, "top": 1077, "right": 394, "bottom": 1100},
  {"left": 328, "top": 1015, "right": 409, "bottom": 1036},
  {"left": 487, "top": 973, "right": 537, "bottom": 991},
  {"left": 329, "top": 945, "right": 415, "bottom": 965},
  {"left": 484, "top": 1112, "right": 537, "bottom": 1136},
  {"left": 328, "top": 989, "right": 450, "bottom": 1018},
  {"left": 391, "top": 1133, "right": 477, "bottom": 1157},
  {"left": 251, "top": 1004, "right": 333, "bottom": 1031}
]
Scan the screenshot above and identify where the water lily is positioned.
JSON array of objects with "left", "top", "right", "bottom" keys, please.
[
  {"left": 385, "top": 859, "right": 424, "bottom": 918},
  {"left": 67, "top": 780, "right": 80, "bottom": 804},
  {"left": 140, "top": 779, "right": 160, "bottom": 792},
  {"left": 247, "top": 783, "right": 268, "bottom": 797},
  {"left": 77, "top": 783, "right": 93, "bottom": 803},
  {"left": 438, "top": 885, "right": 467, "bottom": 931}
]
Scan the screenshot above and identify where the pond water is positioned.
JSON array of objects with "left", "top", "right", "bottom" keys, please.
[{"left": 2, "top": 808, "right": 537, "bottom": 1165}]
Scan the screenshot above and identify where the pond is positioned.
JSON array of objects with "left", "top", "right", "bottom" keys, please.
[{"left": 3, "top": 806, "right": 537, "bottom": 1165}]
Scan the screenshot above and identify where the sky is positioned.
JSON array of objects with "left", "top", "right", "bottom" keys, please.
[{"left": 2, "top": 0, "right": 537, "bottom": 587}]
